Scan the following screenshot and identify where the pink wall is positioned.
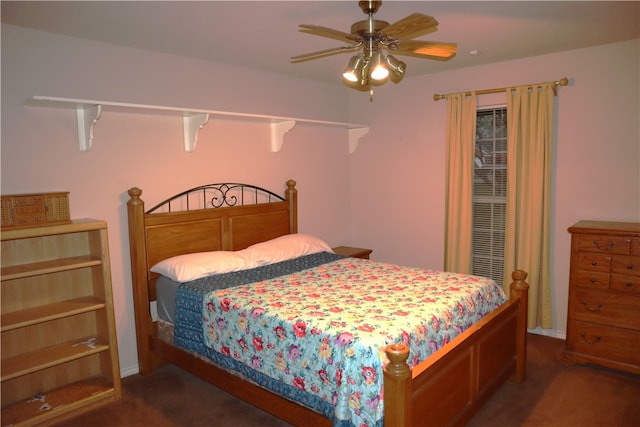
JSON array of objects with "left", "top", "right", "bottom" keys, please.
[{"left": 2, "top": 22, "right": 639, "bottom": 374}]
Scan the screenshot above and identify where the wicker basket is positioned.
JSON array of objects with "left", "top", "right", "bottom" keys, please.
[{"left": 1, "top": 192, "right": 71, "bottom": 229}]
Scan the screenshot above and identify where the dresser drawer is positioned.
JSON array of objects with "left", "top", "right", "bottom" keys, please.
[
  {"left": 611, "top": 255, "right": 640, "bottom": 277},
  {"left": 631, "top": 238, "right": 640, "bottom": 256},
  {"left": 575, "top": 270, "right": 610, "bottom": 290},
  {"left": 573, "top": 288, "right": 640, "bottom": 330},
  {"left": 576, "top": 253, "right": 611, "bottom": 272},
  {"left": 611, "top": 274, "right": 640, "bottom": 294},
  {"left": 577, "top": 234, "right": 631, "bottom": 255},
  {"left": 569, "top": 320, "right": 640, "bottom": 367}
]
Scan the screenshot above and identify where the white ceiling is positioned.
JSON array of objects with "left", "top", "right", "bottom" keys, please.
[{"left": 2, "top": 1, "right": 639, "bottom": 85}]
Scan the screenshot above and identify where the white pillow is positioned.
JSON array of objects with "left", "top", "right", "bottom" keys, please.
[
  {"left": 150, "top": 251, "right": 258, "bottom": 282},
  {"left": 240, "top": 233, "right": 333, "bottom": 265}
]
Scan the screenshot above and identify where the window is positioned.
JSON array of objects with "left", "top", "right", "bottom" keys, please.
[{"left": 473, "top": 107, "right": 507, "bottom": 285}]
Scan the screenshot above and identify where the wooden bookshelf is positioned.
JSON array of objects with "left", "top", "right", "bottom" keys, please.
[{"left": 1, "top": 219, "right": 121, "bottom": 426}]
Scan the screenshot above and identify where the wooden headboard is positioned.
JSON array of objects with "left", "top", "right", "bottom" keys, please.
[{"left": 126, "top": 179, "right": 297, "bottom": 372}]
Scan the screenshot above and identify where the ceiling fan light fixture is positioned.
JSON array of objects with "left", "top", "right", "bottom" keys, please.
[
  {"left": 342, "top": 55, "right": 364, "bottom": 82},
  {"left": 342, "top": 76, "right": 371, "bottom": 91},
  {"left": 369, "top": 51, "right": 389, "bottom": 84},
  {"left": 385, "top": 54, "right": 407, "bottom": 84},
  {"left": 342, "top": 56, "right": 370, "bottom": 90},
  {"left": 357, "top": 57, "right": 372, "bottom": 86}
]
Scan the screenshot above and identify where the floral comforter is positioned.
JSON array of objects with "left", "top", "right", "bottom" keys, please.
[{"left": 173, "top": 252, "right": 506, "bottom": 427}]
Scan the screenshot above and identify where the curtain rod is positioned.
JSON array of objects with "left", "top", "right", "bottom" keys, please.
[{"left": 433, "top": 77, "right": 569, "bottom": 101}]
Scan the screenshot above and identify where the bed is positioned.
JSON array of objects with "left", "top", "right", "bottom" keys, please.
[{"left": 126, "top": 179, "right": 529, "bottom": 427}]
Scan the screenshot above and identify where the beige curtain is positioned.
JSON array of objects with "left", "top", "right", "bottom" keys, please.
[
  {"left": 444, "top": 92, "right": 476, "bottom": 274},
  {"left": 504, "top": 83, "right": 554, "bottom": 328}
]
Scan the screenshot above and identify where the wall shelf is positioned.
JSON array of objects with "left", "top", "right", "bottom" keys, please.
[{"left": 29, "top": 96, "right": 369, "bottom": 153}]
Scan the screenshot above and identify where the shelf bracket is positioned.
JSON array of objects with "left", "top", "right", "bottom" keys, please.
[
  {"left": 270, "top": 120, "right": 296, "bottom": 152},
  {"left": 182, "top": 113, "right": 210, "bottom": 152},
  {"left": 348, "top": 127, "right": 369, "bottom": 154},
  {"left": 76, "top": 104, "right": 102, "bottom": 152}
]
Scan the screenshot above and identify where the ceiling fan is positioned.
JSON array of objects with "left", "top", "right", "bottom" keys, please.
[{"left": 291, "top": 0, "right": 457, "bottom": 91}]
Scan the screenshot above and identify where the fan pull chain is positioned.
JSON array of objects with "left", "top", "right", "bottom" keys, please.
[{"left": 370, "top": 89, "right": 374, "bottom": 102}]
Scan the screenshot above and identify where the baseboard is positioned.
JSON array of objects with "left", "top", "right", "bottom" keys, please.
[
  {"left": 121, "top": 364, "right": 140, "bottom": 378},
  {"left": 528, "top": 327, "right": 566, "bottom": 340}
]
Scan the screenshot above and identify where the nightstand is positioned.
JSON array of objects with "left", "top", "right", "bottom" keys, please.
[{"left": 332, "top": 246, "right": 373, "bottom": 259}]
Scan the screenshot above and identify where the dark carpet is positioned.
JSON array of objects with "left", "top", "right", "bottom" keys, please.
[{"left": 54, "top": 334, "right": 640, "bottom": 426}]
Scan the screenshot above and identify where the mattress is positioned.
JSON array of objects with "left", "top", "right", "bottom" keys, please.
[
  {"left": 166, "top": 252, "right": 507, "bottom": 427},
  {"left": 156, "top": 274, "right": 180, "bottom": 323}
]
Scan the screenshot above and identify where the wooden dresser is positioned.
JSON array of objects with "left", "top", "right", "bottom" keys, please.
[{"left": 563, "top": 220, "right": 640, "bottom": 374}]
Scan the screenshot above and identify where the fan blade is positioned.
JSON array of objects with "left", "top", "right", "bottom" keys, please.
[
  {"left": 291, "top": 45, "right": 361, "bottom": 63},
  {"left": 381, "top": 13, "right": 439, "bottom": 40},
  {"left": 298, "top": 24, "right": 361, "bottom": 45},
  {"left": 393, "top": 41, "right": 457, "bottom": 61}
]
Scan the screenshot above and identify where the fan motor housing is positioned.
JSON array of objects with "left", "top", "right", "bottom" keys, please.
[{"left": 351, "top": 20, "right": 389, "bottom": 36}]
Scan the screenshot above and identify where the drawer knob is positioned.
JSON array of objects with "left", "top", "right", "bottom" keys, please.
[
  {"left": 581, "top": 301, "right": 603, "bottom": 312},
  {"left": 627, "top": 265, "right": 633, "bottom": 270},
  {"left": 591, "top": 261, "right": 597, "bottom": 266},
  {"left": 580, "top": 333, "right": 601, "bottom": 345}
]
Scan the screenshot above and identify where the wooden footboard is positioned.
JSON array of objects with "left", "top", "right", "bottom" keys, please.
[{"left": 384, "top": 270, "right": 529, "bottom": 427}]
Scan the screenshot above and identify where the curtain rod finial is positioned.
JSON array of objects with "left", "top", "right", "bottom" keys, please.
[{"left": 433, "top": 93, "right": 446, "bottom": 101}]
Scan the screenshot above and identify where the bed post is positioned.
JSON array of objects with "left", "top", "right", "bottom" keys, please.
[
  {"left": 383, "top": 343, "right": 412, "bottom": 427},
  {"left": 509, "top": 269, "right": 529, "bottom": 383},
  {"left": 286, "top": 179, "right": 298, "bottom": 233},
  {"left": 127, "top": 187, "right": 158, "bottom": 374}
]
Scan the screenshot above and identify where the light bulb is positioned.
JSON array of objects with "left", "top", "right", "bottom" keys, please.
[
  {"left": 370, "top": 64, "right": 389, "bottom": 81},
  {"left": 343, "top": 71, "right": 359, "bottom": 82},
  {"left": 369, "top": 51, "right": 389, "bottom": 85}
]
